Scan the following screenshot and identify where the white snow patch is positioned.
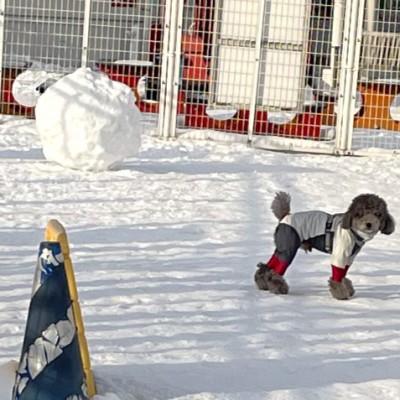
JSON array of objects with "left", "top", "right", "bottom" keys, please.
[{"left": 35, "top": 67, "right": 142, "bottom": 171}]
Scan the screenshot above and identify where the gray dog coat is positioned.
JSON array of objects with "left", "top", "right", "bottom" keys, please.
[{"left": 274, "top": 211, "right": 374, "bottom": 269}]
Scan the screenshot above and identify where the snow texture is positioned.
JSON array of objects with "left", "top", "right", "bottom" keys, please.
[{"left": 0, "top": 104, "right": 399, "bottom": 399}]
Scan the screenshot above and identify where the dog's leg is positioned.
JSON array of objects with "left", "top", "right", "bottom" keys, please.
[
  {"left": 254, "top": 262, "right": 289, "bottom": 294},
  {"left": 255, "top": 223, "right": 298, "bottom": 295},
  {"left": 328, "top": 278, "right": 351, "bottom": 300}
]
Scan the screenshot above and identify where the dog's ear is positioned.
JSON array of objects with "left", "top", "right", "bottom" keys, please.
[
  {"left": 381, "top": 213, "right": 395, "bottom": 235},
  {"left": 342, "top": 211, "right": 352, "bottom": 230},
  {"left": 342, "top": 196, "right": 360, "bottom": 230}
]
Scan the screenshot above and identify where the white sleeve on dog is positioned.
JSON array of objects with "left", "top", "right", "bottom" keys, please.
[{"left": 331, "top": 225, "right": 355, "bottom": 268}]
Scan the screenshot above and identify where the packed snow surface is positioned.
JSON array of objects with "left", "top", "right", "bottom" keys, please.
[{"left": 0, "top": 114, "right": 399, "bottom": 399}]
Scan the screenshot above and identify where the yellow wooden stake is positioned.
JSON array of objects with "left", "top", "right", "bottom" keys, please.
[{"left": 45, "top": 219, "right": 96, "bottom": 398}]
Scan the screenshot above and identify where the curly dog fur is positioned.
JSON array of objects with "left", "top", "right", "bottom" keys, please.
[
  {"left": 255, "top": 192, "right": 395, "bottom": 299},
  {"left": 342, "top": 193, "right": 395, "bottom": 235}
]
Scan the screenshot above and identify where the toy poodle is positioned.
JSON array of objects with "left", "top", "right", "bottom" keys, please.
[{"left": 255, "top": 192, "right": 395, "bottom": 300}]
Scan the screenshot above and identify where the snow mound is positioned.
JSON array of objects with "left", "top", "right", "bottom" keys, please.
[{"left": 35, "top": 67, "right": 142, "bottom": 171}]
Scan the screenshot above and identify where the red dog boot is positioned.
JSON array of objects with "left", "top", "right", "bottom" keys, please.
[{"left": 328, "top": 265, "right": 352, "bottom": 300}]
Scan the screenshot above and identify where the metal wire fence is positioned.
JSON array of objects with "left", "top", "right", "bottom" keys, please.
[{"left": 0, "top": 0, "right": 399, "bottom": 155}]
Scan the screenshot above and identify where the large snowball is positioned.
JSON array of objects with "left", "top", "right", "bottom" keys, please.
[{"left": 36, "top": 68, "right": 142, "bottom": 171}]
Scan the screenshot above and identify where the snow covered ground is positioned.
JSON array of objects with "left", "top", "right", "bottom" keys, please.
[{"left": 0, "top": 114, "right": 399, "bottom": 399}]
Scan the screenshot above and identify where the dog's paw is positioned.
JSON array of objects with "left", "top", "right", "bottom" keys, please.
[
  {"left": 342, "top": 277, "right": 355, "bottom": 297},
  {"left": 254, "top": 262, "right": 270, "bottom": 290},
  {"left": 254, "top": 263, "right": 289, "bottom": 294},
  {"left": 267, "top": 273, "right": 289, "bottom": 295},
  {"left": 328, "top": 278, "right": 351, "bottom": 300}
]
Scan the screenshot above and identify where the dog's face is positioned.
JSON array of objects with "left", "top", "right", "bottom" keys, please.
[
  {"left": 351, "top": 207, "right": 382, "bottom": 235},
  {"left": 342, "top": 194, "right": 395, "bottom": 236}
]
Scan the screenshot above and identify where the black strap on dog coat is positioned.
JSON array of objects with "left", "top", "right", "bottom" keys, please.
[{"left": 324, "top": 214, "right": 337, "bottom": 253}]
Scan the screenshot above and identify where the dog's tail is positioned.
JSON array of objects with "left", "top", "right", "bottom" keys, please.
[{"left": 271, "top": 192, "right": 291, "bottom": 221}]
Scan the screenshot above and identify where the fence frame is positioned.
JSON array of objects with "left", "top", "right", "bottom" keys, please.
[{"left": 0, "top": 0, "right": 400, "bottom": 155}]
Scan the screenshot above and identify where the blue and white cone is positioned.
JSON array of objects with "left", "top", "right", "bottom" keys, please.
[{"left": 12, "top": 241, "right": 88, "bottom": 400}]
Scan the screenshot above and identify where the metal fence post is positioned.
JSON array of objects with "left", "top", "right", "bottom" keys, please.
[
  {"left": 0, "top": 0, "right": 6, "bottom": 99},
  {"left": 247, "top": 0, "right": 267, "bottom": 145},
  {"left": 335, "top": 0, "right": 365, "bottom": 154},
  {"left": 169, "top": 0, "right": 184, "bottom": 139},
  {"left": 158, "top": 0, "right": 183, "bottom": 140},
  {"left": 158, "top": 0, "right": 173, "bottom": 139},
  {"left": 81, "top": 0, "right": 93, "bottom": 68}
]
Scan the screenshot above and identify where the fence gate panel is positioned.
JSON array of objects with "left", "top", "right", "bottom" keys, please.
[
  {"left": 3, "top": 0, "right": 85, "bottom": 67},
  {"left": 88, "top": 0, "right": 165, "bottom": 111},
  {"left": 0, "top": 0, "right": 85, "bottom": 116},
  {"left": 0, "top": 0, "right": 165, "bottom": 119},
  {"left": 260, "top": 0, "right": 311, "bottom": 109},
  {"left": 352, "top": 0, "right": 400, "bottom": 154},
  {"left": 181, "top": 0, "right": 340, "bottom": 146},
  {"left": 209, "top": 0, "right": 311, "bottom": 111},
  {"left": 209, "top": 0, "right": 260, "bottom": 108}
]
